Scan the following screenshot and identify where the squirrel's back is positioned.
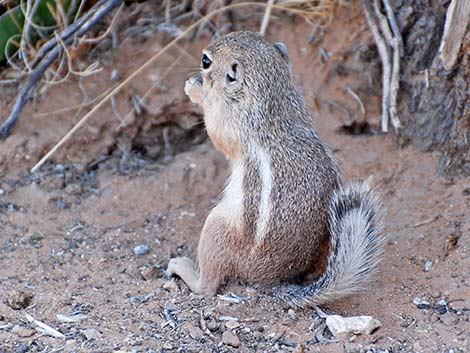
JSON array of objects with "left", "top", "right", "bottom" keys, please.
[{"left": 177, "top": 31, "right": 385, "bottom": 306}]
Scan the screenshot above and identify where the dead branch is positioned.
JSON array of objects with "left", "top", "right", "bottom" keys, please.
[
  {"left": 382, "top": 0, "right": 404, "bottom": 55},
  {"left": 389, "top": 36, "right": 401, "bottom": 129},
  {"left": 382, "top": 0, "right": 403, "bottom": 129},
  {"left": 373, "top": 0, "right": 401, "bottom": 129},
  {"left": 362, "top": 0, "right": 402, "bottom": 132},
  {"left": 362, "top": 0, "right": 391, "bottom": 132},
  {"left": 0, "top": 0, "right": 124, "bottom": 140},
  {"left": 438, "top": 0, "right": 470, "bottom": 70}
]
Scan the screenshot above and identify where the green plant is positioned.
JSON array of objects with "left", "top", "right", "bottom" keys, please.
[{"left": 0, "top": 0, "right": 79, "bottom": 62}]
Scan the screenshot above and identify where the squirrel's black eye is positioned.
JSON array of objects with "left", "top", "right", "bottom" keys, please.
[{"left": 201, "top": 54, "right": 212, "bottom": 69}]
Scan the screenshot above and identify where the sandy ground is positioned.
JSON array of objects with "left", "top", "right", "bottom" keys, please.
[{"left": 0, "top": 2, "right": 469, "bottom": 352}]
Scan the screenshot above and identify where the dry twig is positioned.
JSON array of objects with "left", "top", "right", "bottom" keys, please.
[
  {"left": 260, "top": 0, "right": 275, "bottom": 35},
  {"left": 346, "top": 86, "right": 366, "bottom": 116},
  {"left": 0, "top": 0, "right": 124, "bottom": 139},
  {"left": 25, "top": 314, "right": 65, "bottom": 339},
  {"left": 361, "top": 0, "right": 402, "bottom": 132}
]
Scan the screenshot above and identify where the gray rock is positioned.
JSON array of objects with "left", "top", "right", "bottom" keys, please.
[
  {"left": 207, "top": 319, "right": 219, "bottom": 331},
  {"left": 222, "top": 330, "right": 240, "bottom": 348},
  {"left": 15, "top": 344, "right": 28, "bottom": 353},
  {"left": 225, "top": 320, "right": 240, "bottom": 330},
  {"left": 185, "top": 323, "right": 203, "bottom": 340},
  {"left": 11, "top": 325, "right": 35, "bottom": 338},
  {"left": 133, "top": 244, "right": 150, "bottom": 256},
  {"left": 83, "top": 328, "right": 101, "bottom": 340}
]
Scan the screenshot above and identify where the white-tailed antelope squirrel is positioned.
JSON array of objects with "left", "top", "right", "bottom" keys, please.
[{"left": 166, "top": 31, "right": 384, "bottom": 308}]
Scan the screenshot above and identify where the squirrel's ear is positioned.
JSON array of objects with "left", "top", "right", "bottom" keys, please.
[
  {"left": 274, "top": 42, "right": 289, "bottom": 64},
  {"left": 226, "top": 59, "right": 244, "bottom": 85}
]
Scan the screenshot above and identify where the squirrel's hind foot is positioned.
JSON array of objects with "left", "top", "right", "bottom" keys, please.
[{"left": 166, "top": 257, "right": 202, "bottom": 293}]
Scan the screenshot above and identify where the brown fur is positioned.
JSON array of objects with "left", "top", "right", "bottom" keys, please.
[{"left": 167, "top": 32, "right": 384, "bottom": 306}]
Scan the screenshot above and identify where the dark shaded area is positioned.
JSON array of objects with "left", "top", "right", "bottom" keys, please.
[{"left": 337, "top": 121, "right": 380, "bottom": 136}]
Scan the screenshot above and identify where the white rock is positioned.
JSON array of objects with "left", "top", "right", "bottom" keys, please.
[
  {"left": 423, "top": 260, "right": 433, "bottom": 272},
  {"left": 83, "top": 328, "right": 101, "bottom": 340},
  {"left": 162, "top": 280, "right": 178, "bottom": 291},
  {"left": 325, "top": 315, "right": 381, "bottom": 337},
  {"left": 56, "top": 314, "right": 87, "bottom": 323},
  {"left": 225, "top": 320, "right": 240, "bottom": 329}
]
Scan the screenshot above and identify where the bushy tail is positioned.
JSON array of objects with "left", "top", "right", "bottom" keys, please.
[{"left": 273, "top": 181, "right": 385, "bottom": 308}]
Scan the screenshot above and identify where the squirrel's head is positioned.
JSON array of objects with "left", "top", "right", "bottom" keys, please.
[
  {"left": 194, "top": 31, "right": 291, "bottom": 108},
  {"left": 184, "top": 31, "right": 293, "bottom": 158}
]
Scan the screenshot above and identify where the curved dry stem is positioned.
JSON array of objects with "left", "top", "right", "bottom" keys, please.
[
  {"left": 0, "top": 0, "right": 122, "bottom": 140},
  {"left": 30, "top": 1, "right": 338, "bottom": 173}
]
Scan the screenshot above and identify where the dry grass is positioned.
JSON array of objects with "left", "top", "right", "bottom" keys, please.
[{"left": 4, "top": 0, "right": 341, "bottom": 172}]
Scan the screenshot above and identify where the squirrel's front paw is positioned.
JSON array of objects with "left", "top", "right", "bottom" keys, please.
[{"left": 184, "top": 75, "right": 204, "bottom": 106}]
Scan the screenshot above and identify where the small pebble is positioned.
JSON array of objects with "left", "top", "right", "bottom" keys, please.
[
  {"left": 222, "top": 330, "right": 241, "bottom": 348},
  {"left": 11, "top": 325, "right": 35, "bottom": 338},
  {"left": 54, "top": 199, "right": 70, "bottom": 210},
  {"left": 165, "top": 300, "right": 179, "bottom": 312},
  {"left": 162, "top": 342, "right": 173, "bottom": 350},
  {"left": 83, "top": 328, "right": 101, "bottom": 340},
  {"left": 140, "top": 266, "right": 157, "bottom": 281},
  {"left": 185, "top": 323, "right": 203, "bottom": 340},
  {"left": 423, "top": 260, "right": 433, "bottom": 272},
  {"left": 15, "top": 343, "right": 29, "bottom": 353},
  {"left": 7, "top": 290, "right": 33, "bottom": 310},
  {"left": 326, "top": 315, "right": 381, "bottom": 337},
  {"left": 437, "top": 298, "right": 447, "bottom": 306},
  {"left": 207, "top": 319, "right": 219, "bottom": 331},
  {"left": 110, "top": 69, "right": 120, "bottom": 81},
  {"left": 133, "top": 244, "right": 150, "bottom": 256},
  {"left": 288, "top": 308, "right": 297, "bottom": 320},
  {"left": 65, "top": 338, "right": 76, "bottom": 346},
  {"left": 462, "top": 187, "right": 470, "bottom": 196},
  {"left": 412, "top": 297, "right": 429, "bottom": 306},
  {"left": 162, "top": 281, "right": 178, "bottom": 291},
  {"left": 225, "top": 320, "right": 240, "bottom": 330},
  {"left": 55, "top": 164, "right": 65, "bottom": 172},
  {"left": 56, "top": 314, "right": 87, "bottom": 323}
]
